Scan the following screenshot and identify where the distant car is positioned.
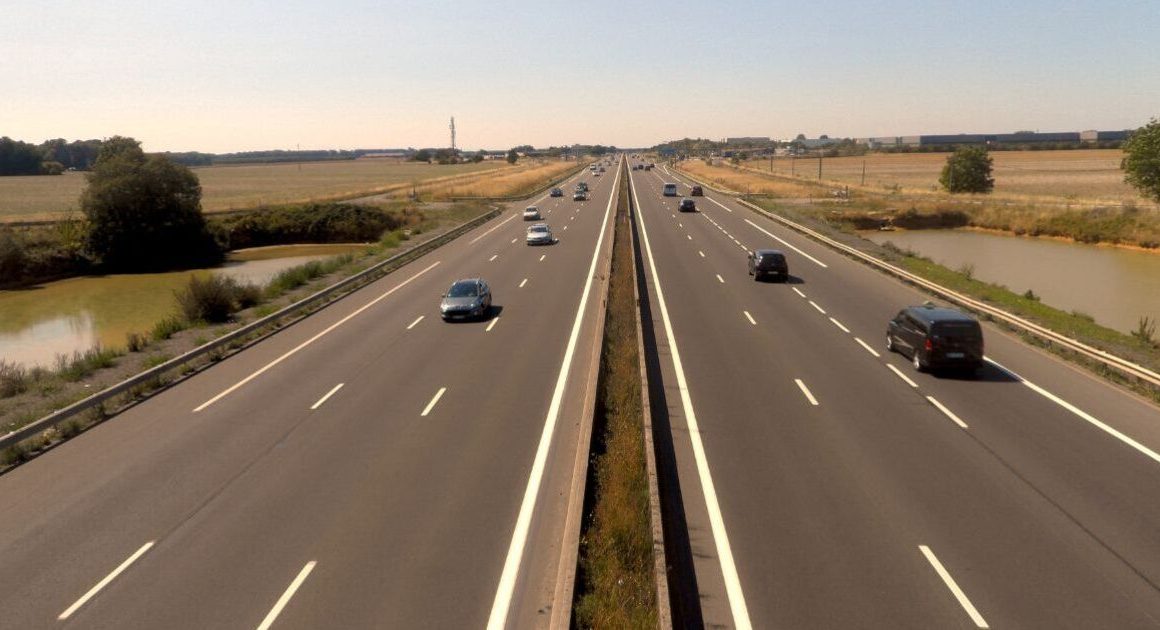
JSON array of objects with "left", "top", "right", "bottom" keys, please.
[
  {"left": 577, "top": 182, "right": 589, "bottom": 192},
  {"left": 663, "top": 183, "right": 678, "bottom": 196},
  {"left": 594, "top": 171, "right": 601, "bottom": 177},
  {"left": 598, "top": 166, "right": 606, "bottom": 173},
  {"left": 644, "top": 164, "right": 653, "bottom": 171},
  {"left": 691, "top": 185, "right": 703, "bottom": 196},
  {"left": 678, "top": 198, "right": 696, "bottom": 212},
  {"left": 526, "top": 223, "right": 553, "bottom": 245},
  {"left": 440, "top": 278, "right": 492, "bottom": 321},
  {"left": 886, "top": 304, "right": 984, "bottom": 372},
  {"left": 523, "top": 206, "right": 541, "bottom": 221},
  {"left": 748, "top": 249, "right": 788, "bottom": 282},
  {"left": 573, "top": 190, "right": 588, "bottom": 201},
  {"left": 550, "top": 188, "right": 563, "bottom": 197}
]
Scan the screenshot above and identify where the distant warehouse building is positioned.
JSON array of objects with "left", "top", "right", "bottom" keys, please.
[{"left": 725, "top": 137, "right": 771, "bottom": 145}]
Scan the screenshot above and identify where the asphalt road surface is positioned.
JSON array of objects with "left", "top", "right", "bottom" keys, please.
[
  {"left": 630, "top": 162, "right": 1160, "bottom": 629},
  {"left": 0, "top": 161, "right": 619, "bottom": 629}
]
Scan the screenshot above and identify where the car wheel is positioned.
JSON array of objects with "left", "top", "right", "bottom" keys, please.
[
  {"left": 913, "top": 351, "right": 925, "bottom": 372},
  {"left": 886, "top": 334, "right": 895, "bottom": 352}
]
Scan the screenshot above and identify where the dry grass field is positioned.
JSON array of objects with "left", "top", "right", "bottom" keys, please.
[
  {"left": 741, "top": 149, "right": 1148, "bottom": 205},
  {"left": 0, "top": 158, "right": 577, "bottom": 222}
]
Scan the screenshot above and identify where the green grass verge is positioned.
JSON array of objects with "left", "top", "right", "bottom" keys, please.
[{"left": 575, "top": 165, "right": 657, "bottom": 627}]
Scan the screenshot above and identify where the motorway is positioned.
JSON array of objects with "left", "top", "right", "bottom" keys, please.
[
  {"left": 630, "top": 162, "right": 1160, "bottom": 628},
  {"left": 0, "top": 161, "right": 619, "bottom": 629}
]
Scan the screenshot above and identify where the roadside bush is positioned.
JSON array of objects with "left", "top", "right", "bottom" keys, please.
[
  {"left": 940, "top": 146, "right": 994, "bottom": 193},
  {"left": 151, "top": 316, "right": 187, "bottom": 341},
  {"left": 55, "top": 346, "right": 119, "bottom": 382},
  {"left": 0, "top": 360, "right": 28, "bottom": 398},
  {"left": 175, "top": 274, "right": 260, "bottom": 323},
  {"left": 213, "top": 203, "right": 408, "bottom": 250}
]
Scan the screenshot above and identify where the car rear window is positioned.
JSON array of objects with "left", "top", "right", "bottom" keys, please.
[
  {"left": 759, "top": 254, "right": 784, "bottom": 264},
  {"left": 932, "top": 321, "right": 981, "bottom": 338}
]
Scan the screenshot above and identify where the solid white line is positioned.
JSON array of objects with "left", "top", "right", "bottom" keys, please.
[
  {"left": 59, "top": 541, "right": 155, "bottom": 620},
  {"left": 792, "top": 287, "right": 806, "bottom": 298},
  {"left": 986, "top": 357, "right": 1160, "bottom": 465},
  {"left": 406, "top": 315, "right": 424, "bottom": 330},
  {"left": 855, "top": 337, "right": 881, "bottom": 357},
  {"left": 743, "top": 311, "right": 757, "bottom": 326},
  {"left": 194, "top": 261, "right": 441, "bottom": 411},
  {"left": 699, "top": 250, "right": 705, "bottom": 258},
  {"left": 795, "top": 379, "right": 819, "bottom": 406},
  {"left": 469, "top": 213, "right": 518, "bottom": 245},
  {"left": 741, "top": 217, "right": 829, "bottom": 268},
  {"left": 829, "top": 317, "right": 850, "bottom": 333},
  {"left": 421, "top": 387, "right": 446, "bottom": 416},
  {"left": 256, "top": 561, "right": 317, "bottom": 630},
  {"left": 926, "top": 396, "right": 969, "bottom": 429},
  {"left": 630, "top": 168, "right": 753, "bottom": 628},
  {"left": 519, "top": 278, "right": 527, "bottom": 288},
  {"left": 919, "top": 546, "right": 989, "bottom": 628},
  {"left": 485, "top": 316, "right": 500, "bottom": 332},
  {"left": 887, "top": 363, "right": 919, "bottom": 388},
  {"left": 716, "top": 274, "right": 725, "bottom": 283},
  {"left": 487, "top": 159, "right": 621, "bottom": 629},
  {"left": 489, "top": 254, "right": 498, "bottom": 261},
  {"left": 310, "top": 383, "right": 344, "bottom": 410},
  {"left": 809, "top": 300, "right": 827, "bottom": 314}
]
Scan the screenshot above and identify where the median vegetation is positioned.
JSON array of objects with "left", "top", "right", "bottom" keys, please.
[{"left": 574, "top": 165, "right": 657, "bottom": 627}]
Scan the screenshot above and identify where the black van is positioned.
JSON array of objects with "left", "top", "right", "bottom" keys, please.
[{"left": 886, "top": 304, "right": 984, "bottom": 372}]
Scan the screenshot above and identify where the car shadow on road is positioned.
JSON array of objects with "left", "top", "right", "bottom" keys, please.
[
  {"left": 752, "top": 274, "right": 800, "bottom": 284},
  {"left": 929, "top": 361, "right": 1019, "bottom": 383}
]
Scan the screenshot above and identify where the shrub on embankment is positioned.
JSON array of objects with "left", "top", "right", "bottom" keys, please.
[{"left": 211, "top": 202, "right": 420, "bottom": 249}]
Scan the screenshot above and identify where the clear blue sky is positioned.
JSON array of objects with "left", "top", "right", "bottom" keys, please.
[{"left": 5, "top": 0, "right": 1157, "bottom": 152}]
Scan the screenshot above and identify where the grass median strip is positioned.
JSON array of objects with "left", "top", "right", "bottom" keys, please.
[{"left": 574, "top": 164, "right": 657, "bottom": 628}]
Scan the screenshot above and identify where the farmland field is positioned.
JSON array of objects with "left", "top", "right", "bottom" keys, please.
[
  {"left": 0, "top": 158, "right": 576, "bottom": 222},
  {"left": 741, "top": 149, "right": 1147, "bottom": 204}
]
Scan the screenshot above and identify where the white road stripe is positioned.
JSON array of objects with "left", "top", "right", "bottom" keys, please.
[
  {"left": 630, "top": 169, "right": 753, "bottom": 629},
  {"left": 469, "top": 213, "right": 517, "bottom": 245},
  {"left": 59, "top": 541, "right": 155, "bottom": 620},
  {"left": 511, "top": 237, "right": 517, "bottom": 243},
  {"left": 829, "top": 317, "right": 850, "bottom": 333},
  {"left": 406, "top": 315, "right": 424, "bottom": 330},
  {"left": 421, "top": 387, "right": 446, "bottom": 416},
  {"left": 487, "top": 159, "right": 621, "bottom": 629},
  {"left": 563, "top": 225, "right": 568, "bottom": 231},
  {"left": 926, "top": 396, "right": 969, "bottom": 429},
  {"left": 538, "top": 253, "right": 547, "bottom": 262},
  {"left": 310, "top": 383, "right": 344, "bottom": 410},
  {"left": 887, "top": 363, "right": 919, "bottom": 388},
  {"left": 792, "top": 287, "right": 806, "bottom": 298},
  {"left": 855, "top": 337, "right": 881, "bottom": 357},
  {"left": 194, "top": 261, "right": 440, "bottom": 411},
  {"left": 809, "top": 300, "right": 827, "bottom": 314},
  {"left": 795, "top": 379, "right": 819, "bottom": 406},
  {"left": 742, "top": 217, "right": 829, "bottom": 268},
  {"left": 986, "top": 357, "right": 1160, "bottom": 465},
  {"left": 699, "top": 250, "right": 705, "bottom": 258},
  {"left": 919, "top": 546, "right": 989, "bottom": 628},
  {"left": 519, "top": 278, "right": 527, "bottom": 288},
  {"left": 716, "top": 274, "right": 725, "bottom": 283},
  {"left": 687, "top": 234, "right": 693, "bottom": 241},
  {"left": 744, "top": 311, "right": 757, "bottom": 326},
  {"left": 256, "top": 561, "right": 317, "bottom": 630},
  {"left": 486, "top": 316, "right": 500, "bottom": 332},
  {"left": 489, "top": 254, "right": 498, "bottom": 261}
]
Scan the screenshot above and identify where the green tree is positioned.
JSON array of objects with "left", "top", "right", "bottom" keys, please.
[
  {"left": 506, "top": 148, "right": 518, "bottom": 164},
  {"left": 940, "top": 145, "right": 994, "bottom": 193},
  {"left": 411, "top": 149, "right": 432, "bottom": 163},
  {"left": 1122, "top": 118, "right": 1160, "bottom": 202},
  {"left": 81, "top": 136, "right": 222, "bottom": 271},
  {"left": 471, "top": 150, "right": 485, "bottom": 163}
]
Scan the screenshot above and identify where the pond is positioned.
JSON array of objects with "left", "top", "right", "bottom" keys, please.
[
  {"left": 862, "top": 229, "right": 1160, "bottom": 335},
  {"left": 0, "top": 244, "right": 368, "bottom": 368}
]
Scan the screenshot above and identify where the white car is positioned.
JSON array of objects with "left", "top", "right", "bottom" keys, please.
[
  {"left": 522, "top": 206, "right": 541, "bottom": 221},
  {"left": 526, "top": 223, "right": 553, "bottom": 245}
]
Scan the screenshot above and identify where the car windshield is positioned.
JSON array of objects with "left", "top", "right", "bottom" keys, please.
[
  {"left": 530, "top": 226, "right": 548, "bottom": 233},
  {"left": 447, "top": 282, "right": 479, "bottom": 297}
]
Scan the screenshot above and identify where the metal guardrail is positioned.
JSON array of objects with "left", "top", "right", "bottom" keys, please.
[
  {"left": 672, "top": 166, "right": 1160, "bottom": 390},
  {"left": 0, "top": 207, "right": 502, "bottom": 452}
]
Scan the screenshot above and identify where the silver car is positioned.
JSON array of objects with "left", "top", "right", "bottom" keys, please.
[
  {"left": 526, "top": 223, "right": 553, "bottom": 245},
  {"left": 440, "top": 278, "right": 492, "bottom": 321},
  {"left": 523, "top": 206, "right": 541, "bottom": 221}
]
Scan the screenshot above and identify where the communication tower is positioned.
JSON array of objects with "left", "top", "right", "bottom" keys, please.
[{"left": 450, "top": 116, "right": 456, "bottom": 151}]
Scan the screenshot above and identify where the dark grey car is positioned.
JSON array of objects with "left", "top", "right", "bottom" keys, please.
[
  {"left": 887, "top": 304, "right": 984, "bottom": 372},
  {"left": 440, "top": 278, "right": 492, "bottom": 321},
  {"left": 747, "top": 249, "right": 788, "bottom": 281}
]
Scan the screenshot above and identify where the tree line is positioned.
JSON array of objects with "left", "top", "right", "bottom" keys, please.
[{"left": 0, "top": 137, "right": 102, "bottom": 175}]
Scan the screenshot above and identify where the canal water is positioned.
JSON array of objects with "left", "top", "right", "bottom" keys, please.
[
  {"left": 0, "top": 244, "right": 368, "bottom": 368},
  {"left": 862, "top": 229, "right": 1160, "bottom": 334}
]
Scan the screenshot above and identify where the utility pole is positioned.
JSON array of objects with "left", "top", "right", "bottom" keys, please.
[
  {"left": 861, "top": 159, "right": 866, "bottom": 186},
  {"left": 817, "top": 149, "right": 823, "bottom": 180},
  {"left": 449, "top": 116, "right": 456, "bottom": 151}
]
